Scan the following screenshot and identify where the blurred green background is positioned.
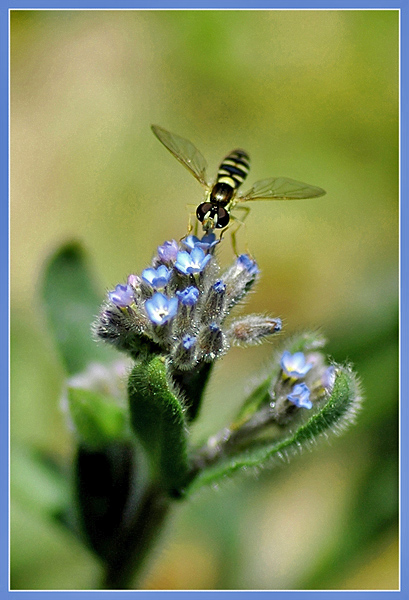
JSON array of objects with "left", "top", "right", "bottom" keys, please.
[{"left": 10, "top": 9, "right": 398, "bottom": 590}]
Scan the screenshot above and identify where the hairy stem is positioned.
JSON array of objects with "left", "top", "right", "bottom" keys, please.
[{"left": 190, "top": 405, "right": 275, "bottom": 474}]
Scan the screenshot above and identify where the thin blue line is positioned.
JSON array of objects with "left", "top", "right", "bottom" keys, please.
[
  {"left": 5, "top": 2, "right": 404, "bottom": 598},
  {"left": 2, "top": 5, "right": 9, "bottom": 598},
  {"left": 400, "top": 0, "right": 406, "bottom": 596},
  {"left": 4, "top": 3, "right": 406, "bottom": 11}
]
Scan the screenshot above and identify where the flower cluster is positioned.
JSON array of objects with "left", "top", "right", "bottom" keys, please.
[
  {"left": 269, "top": 347, "right": 336, "bottom": 424},
  {"left": 94, "top": 234, "right": 282, "bottom": 372}
]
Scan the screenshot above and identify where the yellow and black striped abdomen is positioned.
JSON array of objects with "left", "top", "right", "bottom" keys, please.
[
  {"left": 198, "top": 149, "right": 250, "bottom": 229},
  {"left": 217, "top": 149, "right": 250, "bottom": 190}
]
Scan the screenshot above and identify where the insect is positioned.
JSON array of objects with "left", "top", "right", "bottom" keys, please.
[{"left": 151, "top": 124, "right": 326, "bottom": 236}]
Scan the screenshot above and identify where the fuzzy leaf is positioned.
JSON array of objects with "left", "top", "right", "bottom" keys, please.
[
  {"left": 185, "top": 365, "right": 362, "bottom": 496},
  {"left": 128, "top": 355, "right": 189, "bottom": 494},
  {"left": 67, "top": 387, "right": 128, "bottom": 449},
  {"left": 42, "top": 242, "right": 116, "bottom": 374}
]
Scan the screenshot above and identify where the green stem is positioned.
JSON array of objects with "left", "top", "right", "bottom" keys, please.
[
  {"left": 100, "top": 483, "right": 172, "bottom": 590},
  {"left": 190, "top": 405, "right": 275, "bottom": 474}
]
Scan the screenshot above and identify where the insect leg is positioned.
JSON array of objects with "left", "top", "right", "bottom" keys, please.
[
  {"left": 229, "top": 205, "right": 251, "bottom": 256},
  {"left": 185, "top": 203, "right": 198, "bottom": 235}
]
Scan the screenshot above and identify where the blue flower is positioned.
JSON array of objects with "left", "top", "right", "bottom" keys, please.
[
  {"left": 287, "top": 383, "right": 312, "bottom": 409},
  {"left": 182, "top": 334, "right": 196, "bottom": 350},
  {"left": 182, "top": 233, "right": 218, "bottom": 252},
  {"left": 174, "top": 246, "right": 212, "bottom": 275},
  {"left": 108, "top": 284, "right": 135, "bottom": 308},
  {"left": 280, "top": 351, "right": 313, "bottom": 379},
  {"left": 157, "top": 239, "right": 179, "bottom": 263},
  {"left": 199, "top": 232, "right": 218, "bottom": 249},
  {"left": 213, "top": 280, "right": 226, "bottom": 294},
  {"left": 145, "top": 292, "right": 178, "bottom": 325},
  {"left": 176, "top": 286, "right": 199, "bottom": 306},
  {"left": 141, "top": 265, "right": 171, "bottom": 289},
  {"left": 181, "top": 235, "right": 201, "bottom": 251},
  {"left": 237, "top": 254, "right": 260, "bottom": 276}
]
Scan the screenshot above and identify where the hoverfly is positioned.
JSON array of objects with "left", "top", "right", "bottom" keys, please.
[{"left": 151, "top": 124, "right": 326, "bottom": 235}]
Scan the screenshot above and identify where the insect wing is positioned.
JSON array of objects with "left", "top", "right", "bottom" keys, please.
[
  {"left": 151, "top": 125, "right": 209, "bottom": 187},
  {"left": 239, "top": 177, "right": 326, "bottom": 201}
]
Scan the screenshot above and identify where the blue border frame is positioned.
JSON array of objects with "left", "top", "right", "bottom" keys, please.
[
  {"left": 2, "top": 1, "right": 406, "bottom": 7},
  {"left": 2, "top": 1, "right": 8, "bottom": 597},
  {"left": 5, "top": 1, "right": 404, "bottom": 598}
]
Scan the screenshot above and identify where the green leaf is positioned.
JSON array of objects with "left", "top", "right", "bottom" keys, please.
[
  {"left": 11, "top": 445, "right": 69, "bottom": 519},
  {"left": 128, "top": 355, "right": 189, "bottom": 494},
  {"left": 42, "top": 242, "right": 116, "bottom": 374},
  {"left": 186, "top": 365, "right": 362, "bottom": 496},
  {"left": 68, "top": 387, "right": 128, "bottom": 449}
]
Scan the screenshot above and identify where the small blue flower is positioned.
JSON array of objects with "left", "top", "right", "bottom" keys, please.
[
  {"left": 141, "top": 265, "right": 171, "bottom": 289},
  {"left": 174, "top": 246, "right": 212, "bottom": 275},
  {"left": 108, "top": 284, "right": 135, "bottom": 308},
  {"left": 237, "top": 254, "right": 260, "bottom": 276},
  {"left": 287, "top": 382, "right": 313, "bottom": 409},
  {"left": 213, "top": 280, "right": 226, "bottom": 294},
  {"left": 181, "top": 235, "right": 201, "bottom": 251},
  {"left": 157, "top": 239, "right": 179, "bottom": 263},
  {"left": 199, "top": 232, "right": 218, "bottom": 249},
  {"left": 280, "top": 351, "right": 313, "bottom": 379},
  {"left": 182, "top": 334, "right": 196, "bottom": 350},
  {"left": 182, "top": 233, "right": 218, "bottom": 252},
  {"left": 176, "top": 286, "right": 199, "bottom": 306},
  {"left": 145, "top": 292, "right": 178, "bottom": 325}
]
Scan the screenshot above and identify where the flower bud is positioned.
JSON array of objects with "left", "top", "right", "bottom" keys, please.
[
  {"left": 172, "top": 334, "right": 198, "bottom": 370},
  {"left": 201, "top": 280, "right": 226, "bottom": 325},
  {"left": 222, "top": 254, "right": 259, "bottom": 309},
  {"left": 198, "top": 323, "right": 227, "bottom": 361},
  {"left": 228, "top": 315, "right": 282, "bottom": 346}
]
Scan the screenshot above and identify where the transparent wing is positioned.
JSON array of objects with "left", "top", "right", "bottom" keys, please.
[
  {"left": 151, "top": 125, "right": 209, "bottom": 187},
  {"left": 238, "top": 177, "right": 326, "bottom": 202}
]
